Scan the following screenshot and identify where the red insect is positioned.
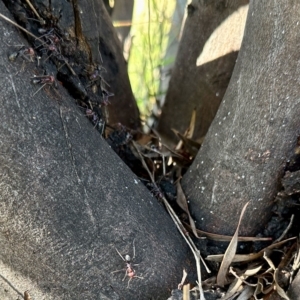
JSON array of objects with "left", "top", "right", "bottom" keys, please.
[
  {"left": 88, "top": 65, "right": 106, "bottom": 82},
  {"left": 31, "top": 74, "right": 57, "bottom": 96},
  {"left": 9, "top": 46, "right": 35, "bottom": 62},
  {"left": 31, "top": 74, "right": 56, "bottom": 85},
  {"left": 111, "top": 239, "right": 144, "bottom": 288}
]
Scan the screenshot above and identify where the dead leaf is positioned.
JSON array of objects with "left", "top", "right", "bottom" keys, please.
[
  {"left": 172, "top": 129, "right": 201, "bottom": 156},
  {"left": 184, "top": 222, "right": 272, "bottom": 242},
  {"left": 206, "top": 237, "right": 296, "bottom": 263},
  {"left": 292, "top": 239, "right": 300, "bottom": 273},
  {"left": 186, "top": 108, "right": 196, "bottom": 139},
  {"left": 178, "top": 269, "right": 188, "bottom": 290},
  {"left": 253, "top": 278, "right": 263, "bottom": 300},
  {"left": 174, "top": 109, "right": 197, "bottom": 152},
  {"left": 274, "top": 268, "right": 290, "bottom": 300},
  {"left": 263, "top": 251, "right": 276, "bottom": 270},
  {"left": 222, "top": 264, "right": 262, "bottom": 299},
  {"left": 217, "top": 202, "right": 250, "bottom": 287},
  {"left": 176, "top": 181, "right": 200, "bottom": 238}
]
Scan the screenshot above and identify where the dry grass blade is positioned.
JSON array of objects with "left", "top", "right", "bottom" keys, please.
[
  {"left": 263, "top": 251, "right": 276, "bottom": 270},
  {"left": 165, "top": 203, "right": 208, "bottom": 299},
  {"left": 0, "top": 13, "right": 43, "bottom": 43},
  {"left": 274, "top": 268, "right": 290, "bottom": 300},
  {"left": 222, "top": 265, "right": 262, "bottom": 300},
  {"left": 253, "top": 278, "right": 263, "bottom": 300},
  {"left": 184, "top": 222, "right": 272, "bottom": 242},
  {"left": 25, "top": 0, "right": 45, "bottom": 24},
  {"left": 186, "top": 108, "right": 196, "bottom": 139},
  {"left": 132, "top": 141, "right": 208, "bottom": 300},
  {"left": 206, "top": 237, "right": 296, "bottom": 263},
  {"left": 178, "top": 269, "right": 188, "bottom": 290},
  {"left": 174, "top": 109, "right": 197, "bottom": 151},
  {"left": 221, "top": 278, "right": 243, "bottom": 300},
  {"left": 132, "top": 141, "right": 155, "bottom": 182},
  {"left": 217, "top": 202, "right": 250, "bottom": 287},
  {"left": 291, "top": 238, "right": 300, "bottom": 276},
  {"left": 274, "top": 214, "right": 294, "bottom": 243},
  {"left": 262, "top": 251, "right": 290, "bottom": 299},
  {"left": 176, "top": 182, "right": 200, "bottom": 238},
  {"left": 151, "top": 128, "right": 186, "bottom": 160},
  {"left": 172, "top": 129, "right": 201, "bottom": 157},
  {"left": 234, "top": 264, "right": 263, "bottom": 280}
]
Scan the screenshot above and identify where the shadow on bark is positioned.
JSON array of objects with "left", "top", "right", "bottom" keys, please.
[
  {"left": 157, "top": 51, "right": 239, "bottom": 145},
  {"left": 157, "top": 0, "right": 249, "bottom": 144}
]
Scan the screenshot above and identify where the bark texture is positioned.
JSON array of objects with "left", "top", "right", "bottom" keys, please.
[
  {"left": 0, "top": 3, "right": 190, "bottom": 299},
  {"left": 183, "top": 1, "right": 300, "bottom": 236},
  {"left": 32, "top": 0, "right": 140, "bottom": 128},
  {"left": 73, "top": 0, "right": 139, "bottom": 128},
  {"left": 157, "top": 0, "right": 249, "bottom": 144}
]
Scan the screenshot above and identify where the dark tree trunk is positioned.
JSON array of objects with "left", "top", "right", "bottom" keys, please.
[
  {"left": 183, "top": 1, "right": 300, "bottom": 236},
  {"left": 71, "top": 0, "right": 139, "bottom": 128},
  {"left": 102, "top": 0, "right": 114, "bottom": 15},
  {"left": 26, "top": 0, "right": 140, "bottom": 128},
  {"left": 0, "top": 2, "right": 190, "bottom": 299},
  {"left": 157, "top": 0, "right": 249, "bottom": 144}
]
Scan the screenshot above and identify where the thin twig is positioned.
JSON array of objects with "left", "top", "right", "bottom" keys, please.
[
  {"left": 162, "top": 195, "right": 211, "bottom": 273},
  {"left": 62, "top": 58, "right": 76, "bottom": 76},
  {"left": 0, "top": 13, "right": 76, "bottom": 76},
  {"left": 0, "top": 13, "right": 44, "bottom": 43},
  {"left": 178, "top": 269, "right": 188, "bottom": 290},
  {"left": 132, "top": 140, "right": 207, "bottom": 300},
  {"left": 132, "top": 141, "right": 155, "bottom": 182},
  {"left": 229, "top": 267, "right": 257, "bottom": 287},
  {"left": 25, "top": 0, "right": 45, "bottom": 24},
  {"left": 274, "top": 214, "right": 294, "bottom": 243},
  {"left": 31, "top": 83, "right": 46, "bottom": 97}
]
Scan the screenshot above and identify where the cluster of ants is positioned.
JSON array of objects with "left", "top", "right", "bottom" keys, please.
[
  {"left": 9, "top": 32, "right": 112, "bottom": 98},
  {"left": 7, "top": 18, "right": 113, "bottom": 133},
  {"left": 8, "top": 28, "right": 63, "bottom": 92}
]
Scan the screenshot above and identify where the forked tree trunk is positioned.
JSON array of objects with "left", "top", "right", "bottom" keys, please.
[
  {"left": 0, "top": 2, "right": 190, "bottom": 299},
  {"left": 183, "top": 1, "right": 300, "bottom": 236}
]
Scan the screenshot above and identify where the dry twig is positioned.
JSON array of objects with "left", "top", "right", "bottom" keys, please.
[{"left": 132, "top": 140, "right": 208, "bottom": 300}]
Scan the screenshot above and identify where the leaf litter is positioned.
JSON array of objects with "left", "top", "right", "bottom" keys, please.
[{"left": 105, "top": 110, "right": 300, "bottom": 300}]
